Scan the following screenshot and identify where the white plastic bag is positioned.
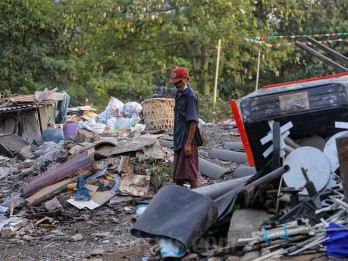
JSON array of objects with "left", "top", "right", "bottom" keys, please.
[
  {"left": 106, "top": 117, "right": 118, "bottom": 128},
  {"left": 114, "top": 117, "right": 131, "bottom": 129},
  {"left": 107, "top": 97, "right": 124, "bottom": 117},
  {"left": 123, "top": 102, "right": 142, "bottom": 118}
]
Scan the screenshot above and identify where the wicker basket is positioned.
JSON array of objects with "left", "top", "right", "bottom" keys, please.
[{"left": 142, "top": 98, "right": 175, "bottom": 131}]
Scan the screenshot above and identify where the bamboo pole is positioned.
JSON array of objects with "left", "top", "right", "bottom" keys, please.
[{"left": 213, "top": 39, "right": 222, "bottom": 104}]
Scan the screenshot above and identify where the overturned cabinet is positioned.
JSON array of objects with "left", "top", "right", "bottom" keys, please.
[{"left": 231, "top": 73, "right": 348, "bottom": 172}]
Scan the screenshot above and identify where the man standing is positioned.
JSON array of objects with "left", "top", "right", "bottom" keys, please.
[{"left": 169, "top": 67, "right": 199, "bottom": 189}]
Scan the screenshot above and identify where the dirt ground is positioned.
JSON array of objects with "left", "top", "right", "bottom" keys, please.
[{"left": 0, "top": 123, "right": 245, "bottom": 261}]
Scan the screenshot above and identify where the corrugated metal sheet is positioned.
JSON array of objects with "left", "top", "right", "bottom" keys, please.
[{"left": 0, "top": 104, "right": 39, "bottom": 114}]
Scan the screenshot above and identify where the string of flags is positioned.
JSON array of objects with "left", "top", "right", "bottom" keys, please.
[
  {"left": 245, "top": 38, "right": 348, "bottom": 48},
  {"left": 244, "top": 32, "right": 348, "bottom": 48},
  {"left": 245, "top": 32, "right": 348, "bottom": 42}
]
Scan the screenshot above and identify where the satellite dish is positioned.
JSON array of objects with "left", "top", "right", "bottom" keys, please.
[
  {"left": 323, "top": 131, "right": 348, "bottom": 173},
  {"left": 283, "top": 146, "right": 331, "bottom": 195}
]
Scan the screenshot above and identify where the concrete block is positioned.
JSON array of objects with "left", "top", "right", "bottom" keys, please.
[{"left": 228, "top": 209, "right": 270, "bottom": 247}]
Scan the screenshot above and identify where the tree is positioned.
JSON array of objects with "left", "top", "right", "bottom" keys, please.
[
  {"left": 252, "top": 0, "right": 348, "bottom": 83},
  {"left": 0, "top": 0, "right": 69, "bottom": 94}
]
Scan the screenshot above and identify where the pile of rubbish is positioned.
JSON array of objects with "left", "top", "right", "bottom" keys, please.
[{"left": 1, "top": 82, "right": 348, "bottom": 260}]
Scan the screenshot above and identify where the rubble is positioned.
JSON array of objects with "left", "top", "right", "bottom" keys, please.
[{"left": 1, "top": 86, "right": 348, "bottom": 261}]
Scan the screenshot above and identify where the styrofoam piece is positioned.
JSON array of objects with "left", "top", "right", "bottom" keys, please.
[
  {"left": 283, "top": 147, "right": 331, "bottom": 195},
  {"left": 335, "top": 121, "right": 348, "bottom": 129},
  {"left": 261, "top": 121, "right": 293, "bottom": 145},
  {"left": 323, "top": 131, "right": 348, "bottom": 172}
]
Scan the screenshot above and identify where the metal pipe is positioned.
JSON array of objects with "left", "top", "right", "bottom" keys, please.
[
  {"left": 306, "top": 37, "right": 348, "bottom": 66},
  {"left": 249, "top": 165, "right": 290, "bottom": 187},
  {"left": 192, "top": 176, "right": 250, "bottom": 199},
  {"left": 295, "top": 41, "right": 348, "bottom": 72},
  {"left": 284, "top": 137, "right": 300, "bottom": 149}
]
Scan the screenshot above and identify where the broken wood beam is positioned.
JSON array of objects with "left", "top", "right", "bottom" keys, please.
[
  {"left": 26, "top": 170, "right": 92, "bottom": 206},
  {"left": 243, "top": 184, "right": 255, "bottom": 208},
  {"left": 23, "top": 150, "right": 95, "bottom": 198},
  {"left": 118, "top": 156, "right": 130, "bottom": 175},
  {"left": 336, "top": 133, "right": 348, "bottom": 202}
]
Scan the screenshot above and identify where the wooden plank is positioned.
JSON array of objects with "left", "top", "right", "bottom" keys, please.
[
  {"left": 38, "top": 106, "right": 49, "bottom": 132},
  {"left": 26, "top": 171, "right": 93, "bottom": 206},
  {"left": 23, "top": 150, "right": 95, "bottom": 198}
]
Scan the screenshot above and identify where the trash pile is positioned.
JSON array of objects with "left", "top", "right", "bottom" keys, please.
[
  {"left": 1, "top": 78, "right": 348, "bottom": 260},
  {"left": 98, "top": 97, "right": 144, "bottom": 133},
  {"left": 129, "top": 73, "right": 348, "bottom": 260},
  {"left": 0, "top": 94, "right": 180, "bottom": 259}
]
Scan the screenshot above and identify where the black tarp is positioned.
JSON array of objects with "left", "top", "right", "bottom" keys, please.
[{"left": 131, "top": 185, "right": 218, "bottom": 249}]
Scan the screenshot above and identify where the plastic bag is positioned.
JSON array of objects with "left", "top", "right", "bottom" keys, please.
[
  {"left": 107, "top": 97, "right": 124, "bottom": 117},
  {"left": 157, "top": 238, "right": 186, "bottom": 258},
  {"left": 98, "top": 110, "right": 107, "bottom": 123},
  {"left": 123, "top": 102, "right": 142, "bottom": 118},
  {"left": 74, "top": 176, "right": 91, "bottom": 201},
  {"left": 114, "top": 117, "right": 131, "bottom": 129},
  {"left": 195, "top": 119, "right": 209, "bottom": 147},
  {"left": 42, "top": 128, "right": 64, "bottom": 143},
  {"left": 106, "top": 117, "right": 118, "bottom": 128}
]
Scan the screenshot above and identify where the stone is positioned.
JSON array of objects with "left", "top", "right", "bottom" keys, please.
[
  {"left": 44, "top": 234, "right": 56, "bottom": 240},
  {"left": 44, "top": 197, "right": 63, "bottom": 212},
  {"left": 207, "top": 258, "right": 223, "bottom": 261},
  {"left": 74, "top": 129, "right": 92, "bottom": 143},
  {"left": 50, "top": 229, "right": 66, "bottom": 236},
  {"left": 23, "top": 235, "right": 34, "bottom": 241},
  {"left": 228, "top": 209, "right": 270, "bottom": 247},
  {"left": 90, "top": 248, "right": 105, "bottom": 256},
  {"left": 240, "top": 251, "right": 260, "bottom": 261},
  {"left": 9, "top": 238, "right": 18, "bottom": 243},
  {"left": 18, "top": 145, "right": 34, "bottom": 160},
  {"left": 181, "top": 253, "right": 199, "bottom": 261},
  {"left": 69, "top": 234, "right": 84, "bottom": 242},
  {"left": 20, "top": 167, "right": 35, "bottom": 176},
  {"left": 68, "top": 145, "right": 85, "bottom": 155},
  {"left": 0, "top": 226, "right": 13, "bottom": 238},
  {"left": 91, "top": 231, "right": 112, "bottom": 238},
  {"left": 146, "top": 255, "right": 161, "bottom": 261},
  {"left": 150, "top": 175, "right": 162, "bottom": 189},
  {"left": 91, "top": 133, "right": 101, "bottom": 142},
  {"left": 226, "top": 256, "right": 240, "bottom": 261}
]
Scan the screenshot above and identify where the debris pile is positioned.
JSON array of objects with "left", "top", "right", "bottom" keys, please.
[{"left": 1, "top": 81, "right": 348, "bottom": 260}]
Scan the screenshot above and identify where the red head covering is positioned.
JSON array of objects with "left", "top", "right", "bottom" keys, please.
[{"left": 169, "top": 67, "right": 189, "bottom": 83}]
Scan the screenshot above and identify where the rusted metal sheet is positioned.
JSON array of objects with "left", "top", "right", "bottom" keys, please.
[
  {"left": 0, "top": 104, "right": 38, "bottom": 114},
  {"left": 336, "top": 134, "right": 348, "bottom": 201},
  {"left": 23, "top": 150, "right": 95, "bottom": 198}
]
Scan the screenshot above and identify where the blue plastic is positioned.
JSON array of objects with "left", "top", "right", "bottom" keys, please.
[
  {"left": 325, "top": 222, "right": 348, "bottom": 258},
  {"left": 42, "top": 128, "right": 64, "bottom": 143},
  {"left": 74, "top": 176, "right": 91, "bottom": 201}
]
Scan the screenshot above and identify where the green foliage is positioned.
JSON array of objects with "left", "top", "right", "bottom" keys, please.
[
  {"left": 0, "top": 89, "right": 12, "bottom": 98},
  {"left": 0, "top": 0, "right": 69, "bottom": 93},
  {"left": 149, "top": 161, "right": 173, "bottom": 183},
  {"left": 1, "top": 0, "right": 347, "bottom": 119},
  {"left": 199, "top": 97, "right": 233, "bottom": 123}
]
